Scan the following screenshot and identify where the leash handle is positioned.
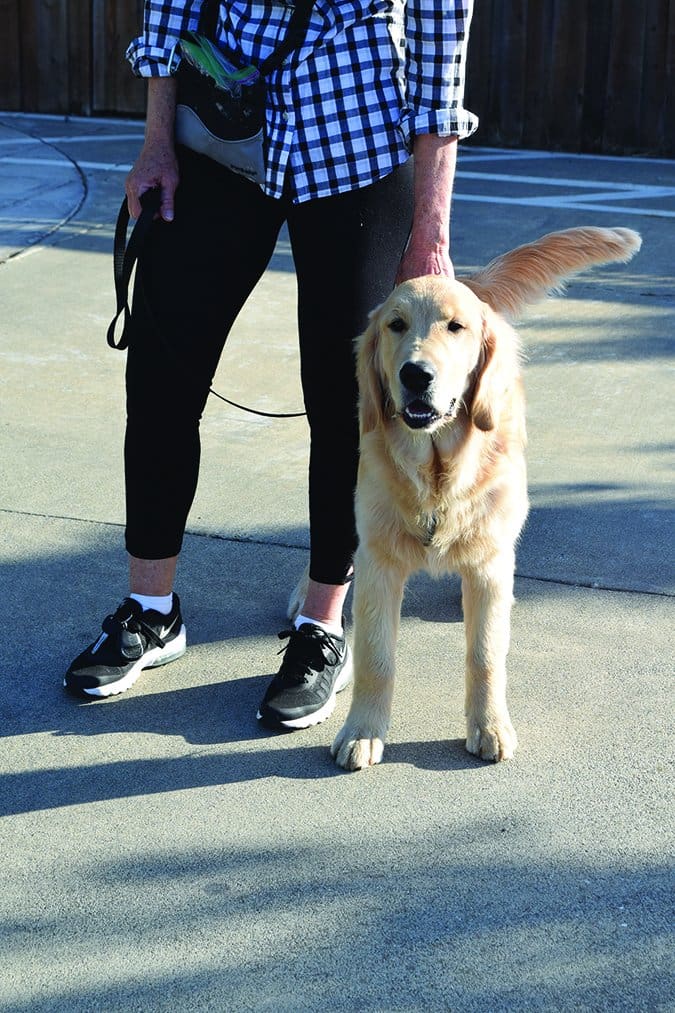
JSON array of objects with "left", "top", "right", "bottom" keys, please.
[{"left": 107, "top": 187, "right": 161, "bottom": 350}]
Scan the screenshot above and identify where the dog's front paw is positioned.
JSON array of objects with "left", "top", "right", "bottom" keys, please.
[
  {"left": 331, "top": 723, "right": 385, "bottom": 770},
  {"left": 465, "top": 714, "right": 518, "bottom": 762}
]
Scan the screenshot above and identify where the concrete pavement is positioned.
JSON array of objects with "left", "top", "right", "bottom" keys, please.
[{"left": 1, "top": 113, "right": 673, "bottom": 1011}]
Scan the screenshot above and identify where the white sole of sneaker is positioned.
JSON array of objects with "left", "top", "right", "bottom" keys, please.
[
  {"left": 258, "top": 650, "right": 354, "bottom": 730},
  {"left": 75, "top": 625, "right": 187, "bottom": 698}
]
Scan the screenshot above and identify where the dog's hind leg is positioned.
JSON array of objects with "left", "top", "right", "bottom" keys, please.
[
  {"left": 461, "top": 551, "right": 519, "bottom": 762},
  {"left": 331, "top": 552, "right": 406, "bottom": 770}
]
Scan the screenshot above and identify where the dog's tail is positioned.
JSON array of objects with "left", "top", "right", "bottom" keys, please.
[{"left": 464, "top": 227, "right": 642, "bottom": 320}]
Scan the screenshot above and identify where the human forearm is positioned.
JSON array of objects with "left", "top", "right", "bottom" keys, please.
[
  {"left": 410, "top": 132, "right": 458, "bottom": 252},
  {"left": 125, "top": 77, "right": 179, "bottom": 221},
  {"left": 397, "top": 133, "right": 458, "bottom": 282},
  {"left": 144, "top": 76, "right": 178, "bottom": 145}
]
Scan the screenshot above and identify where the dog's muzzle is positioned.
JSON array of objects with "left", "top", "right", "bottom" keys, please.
[{"left": 396, "top": 360, "right": 456, "bottom": 430}]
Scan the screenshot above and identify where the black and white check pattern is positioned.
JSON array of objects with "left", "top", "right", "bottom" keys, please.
[{"left": 127, "top": 0, "right": 478, "bottom": 202}]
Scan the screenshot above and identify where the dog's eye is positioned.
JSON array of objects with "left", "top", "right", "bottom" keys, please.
[
  {"left": 447, "top": 320, "right": 464, "bottom": 333},
  {"left": 389, "top": 316, "right": 408, "bottom": 334}
]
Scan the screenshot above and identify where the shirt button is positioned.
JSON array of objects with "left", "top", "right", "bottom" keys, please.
[{"left": 282, "top": 111, "right": 289, "bottom": 122}]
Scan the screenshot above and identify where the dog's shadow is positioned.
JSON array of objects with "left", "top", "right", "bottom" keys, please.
[
  {"left": 255, "top": 736, "right": 484, "bottom": 775},
  {"left": 382, "top": 737, "right": 485, "bottom": 772}
]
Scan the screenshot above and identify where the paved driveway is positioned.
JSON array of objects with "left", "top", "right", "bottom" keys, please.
[{"left": 1, "top": 114, "right": 673, "bottom": 1011}]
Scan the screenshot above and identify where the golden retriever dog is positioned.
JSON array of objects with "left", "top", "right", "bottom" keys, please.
[{"left": 326, "top": 227, "right": 641, "bottom": 770}]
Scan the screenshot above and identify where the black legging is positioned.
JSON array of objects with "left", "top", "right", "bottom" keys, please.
[{"left": 125, "top": 147, "right": 414, "bottom": 584}]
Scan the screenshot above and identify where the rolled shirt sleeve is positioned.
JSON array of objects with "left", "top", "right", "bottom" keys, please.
[
  {"left": 405, "top": 0, "right": 478, "bottom": 139},
  {"left": 126, "top": 1, "right": 203, "bottom": 77}
]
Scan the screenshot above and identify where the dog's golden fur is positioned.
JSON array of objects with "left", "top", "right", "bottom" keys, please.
[{"left": 328, "top": 226, "right": 641, "bottom": 770}]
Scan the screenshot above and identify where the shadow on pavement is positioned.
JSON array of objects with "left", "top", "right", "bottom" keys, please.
[
  {"left": 1, "top": 835, "right": 670, "bottom": 1011},
  {"left": 0, "top": 738, "right": 490, "bottom": 818}
]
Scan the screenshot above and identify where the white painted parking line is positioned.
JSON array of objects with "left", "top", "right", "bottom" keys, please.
[
  {"left": 453, "top": 193, "right": 675, "bottom": 218},
  {"left": 0, "top": 157, "right": 132, "bottom": 171},
  {"left": 463, "top": 145, "right": 675, "bottom": 167},
  {"left": 534, "top": 187, "right": 675, "bottom": 203},
  {"left": 538, "top": 202, "right": 675, "bottom": 218},
  {"left": 0, "top": 134, "right": 144, "bottom": 146},
  {"left": 453, "top": 168, "right": 675, "bottom": 218},
  {"left": 459, "top": 151, "right": 562, "bottom": 163},
  {"left": 457, "top": 170, "right": 654, "bottom": 191},
  {"left": 0, "top": 111, "right": 145, "bottom": 126}
]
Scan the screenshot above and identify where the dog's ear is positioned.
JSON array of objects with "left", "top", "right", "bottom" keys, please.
[
  {"left": 356, "top": 305, "right": 386, "bottom": 435},
  {"left": 470, "top": 306, "right": 511, "bottom": 432}
]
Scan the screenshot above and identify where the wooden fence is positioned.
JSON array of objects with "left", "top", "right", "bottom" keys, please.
[
  {"left": 1, "top": 0, "right": 673, "bottom": 156},
  {"left": 466, "top": 0, "right": 675, "bottom": 156},
  {"left": 0, "top": 0, "right": 145, "bottom": 117}
]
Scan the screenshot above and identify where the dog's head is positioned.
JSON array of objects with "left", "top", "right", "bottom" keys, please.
[
  {"left": 357, "top": 276, "right": 514, "bottom": 436},
  {"left": 357, "top": 228, "right": 642, "bottom": 439}
]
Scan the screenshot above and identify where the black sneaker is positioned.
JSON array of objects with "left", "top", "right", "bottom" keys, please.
[
  {"left": 64, "top": 594, "right": 187, "bottom": 698},
  {"left": 257, "top": 623, "right": 353, "bottom": 730}
]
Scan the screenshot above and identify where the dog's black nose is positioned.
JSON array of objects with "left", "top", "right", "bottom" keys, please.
[{"left": 399, "top": 360, "right": 436, "bottom": 393}]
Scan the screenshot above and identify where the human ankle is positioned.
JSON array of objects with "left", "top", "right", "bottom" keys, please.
[
  {"left": 294, "top": 612, "right": 343, "bottom": 637},
  {"left": 302, "top": 577, "right": 350, "bottom": 630},
  {"left": 129, "top": 592, "right": 174, "bottom": 615}
]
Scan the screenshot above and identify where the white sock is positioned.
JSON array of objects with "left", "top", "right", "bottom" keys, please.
[
  {"left": 129, "top": 592, "right": 174, "bottom": 615},
  {"left": 294, "top": 612, "right": 343, "bottom": 637}
]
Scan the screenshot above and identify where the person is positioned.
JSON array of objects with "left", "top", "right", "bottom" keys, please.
[{"left": 64, "top": 0, "right": 477, "bottom": 728}]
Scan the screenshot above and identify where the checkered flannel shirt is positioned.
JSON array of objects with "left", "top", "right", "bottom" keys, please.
[{"left": 127, "top": 0, "right": 478, "bottom": 203}]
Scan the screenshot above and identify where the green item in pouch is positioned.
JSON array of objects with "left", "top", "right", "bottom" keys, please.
[{"left": 180, "top": 31, "right": 259, "bottom": 87}]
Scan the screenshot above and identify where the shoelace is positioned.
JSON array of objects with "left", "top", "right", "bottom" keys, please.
[
  {"left": 276, "top": 626, "right": 343, "bottom": 685},
  {"left": 102, "top": 601, "right": 167, "bottom": 650}
]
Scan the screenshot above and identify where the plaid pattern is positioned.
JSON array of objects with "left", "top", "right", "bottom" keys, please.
[{"left": 127, "top": 0, "right": 478, "bottom": 202}]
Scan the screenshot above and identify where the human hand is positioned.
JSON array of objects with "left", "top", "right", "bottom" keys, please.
[
  {"left": 125, "top": 139, "right": 179, "bottom": 222},
  {"left": 395, "top": 240, "right": 455, "bottom": 285}
]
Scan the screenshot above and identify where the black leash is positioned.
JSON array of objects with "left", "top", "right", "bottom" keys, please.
[{"left": 107, "top": 188, "right": 306, "bottom": 419}]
